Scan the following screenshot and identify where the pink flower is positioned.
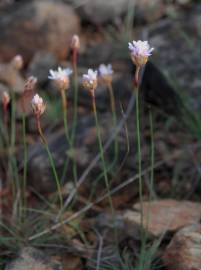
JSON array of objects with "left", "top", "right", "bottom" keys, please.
[{"left": 128, "top": 40, "right": 154, "bottom": 67}]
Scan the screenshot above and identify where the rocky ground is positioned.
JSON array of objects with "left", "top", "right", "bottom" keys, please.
[{"left": 0, "top": 0, "right": 200, "bottom": 269}]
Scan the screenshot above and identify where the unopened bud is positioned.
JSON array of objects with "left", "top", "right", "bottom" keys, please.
[
  {"left": 71, "top": 35, "right": 80, "bottom": 51},
  {"left": 2, "top": 91, "right": 10, "bottom": 108},
  {"left": 31, "top": 94, "right": 45, "bottom": 117},
  {"left": 12, "top": 55, "right": 24, "bottom": 70}
]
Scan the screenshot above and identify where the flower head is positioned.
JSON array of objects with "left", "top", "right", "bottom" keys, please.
[
  {"left": 82, "top": 69, "right": 98, "bottom": 91},
  {"left": 48, "top": 67, "right": 73, "bottom": 90},
  {"left": 71, "top": 34, "right": 80, "bottom": 50},
  {"left": 99, "top": 64, "right": 113, "bottom": 84},
  {"left": 12, "top": 54, "right": 24, "bottom": 70},
  {"left": 2, "top": 91, "right": 10, "bottom": 108},
  {"left": 31, "top": 94, "right": 45, "bottom": 117},
  {"left": 128, "top": 40, "right": 154, "bottom": 67}
]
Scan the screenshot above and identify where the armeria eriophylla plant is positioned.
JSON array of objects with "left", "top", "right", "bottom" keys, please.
[{"left": 48, "top": 67, "right": 73, "bottom": 91}]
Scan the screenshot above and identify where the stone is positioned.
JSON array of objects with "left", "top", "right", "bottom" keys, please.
[
  {"left": 149, "top": 4, "right": 201, "bottom": 113},
  {"left": 135, "top": 0, "right": 166, "bottom": 23},
  {"left": 0, "top": 60, "right": 25, "bottom": 93},
  {"left": 0, "top": 0, "right": 80, "bottom": 62},
  {"left": 163, "top": 224, "right": 201, "bottom": 270},
  {"left": 66, "top": 0, "right": 165, "bottom": 24},
  {"left": 5, "top": 246, "right": 63, "bottom": 270},
  {"left": 123, "top": 200, "right": 201, "bottom": 237},
  {"left": 27, "top": 51, "right": 58, "bottom": 85}
]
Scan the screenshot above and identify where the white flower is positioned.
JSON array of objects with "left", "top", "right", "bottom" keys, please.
[
  {"left": 99, "top": 64, "right": 113, "bottom": 76},
  {"left": 128, "top": 40, "right": 154, "bottom": 67},
  {"left": 48, "top": 67, "right": 72, "bottom": 81},
  {"left": 82, "top": 69, "right": 98, "bottom": 90},
  {"left": 48, "top": 67, "right": 73, "bottom": 90},
  {"left": 31, "top": 94, "right": 45, "bottom": 117},
  {"left": 83, "top": 69, "right": 97, "bottom": 82},
  {"left": 98, "top": 64, "right": 113, "bottom": 84}
]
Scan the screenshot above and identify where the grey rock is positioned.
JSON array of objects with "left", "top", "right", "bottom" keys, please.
[
  {"left": 0, "top": 0, "right": 80, "bottom": 62},
  {"left": 27, "top": 51, "right": 58, "bottom": 85},
  {"left": 65, "top": 0, "right": 165, "bottom": 24},
  {"left": 5, "top": 247, "right": 63, "bottom": 270}
]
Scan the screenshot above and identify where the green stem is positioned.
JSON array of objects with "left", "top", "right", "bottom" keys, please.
[
  {"left": 36, "top": 117, "right": 63, "bottom": 209},
  {"left": 135, "top": 90, "right": 143, "bottom": 218},
  {"left": 61, "top": 89, "right": 78, "bottom": 184},
  {"left": 149, "top": 107, "right": 155, "bottom": 199},
  {"left": 91, "top": 91, "right": 115, "bottom": 216},
  {"left": 22, "top": 113, "right": 28, "bottom": 218},
  {"left": 108, "top": 82, "right": 119, "bottom": 169}
]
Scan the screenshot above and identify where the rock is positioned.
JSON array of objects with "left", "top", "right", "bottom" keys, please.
[
  {"left": 66, "top": 0, "right": 165, "bottom": 24},
  {"left": 123, "top": 200, "right": 201, "bottom": 237},
  {"left": 0, "top": 60, "right": 25, "bottom": 93},
  {"left": 27, "top": 51, "right": 58, "bottom": 85},
  {"left": 149, "top": 4, "right": 201, "bottom": 113},
  {"left": 5, "top": 246, "right": 63, "bottom": 270},
  {"left": 135, "top": 0, "right": 166, "bottom": 23},
  {"left": 0, "top": 0, "right": 80, "bottom": 62},
  {"left": 163, "top": 224, "right": 201, "bottom": 270}
]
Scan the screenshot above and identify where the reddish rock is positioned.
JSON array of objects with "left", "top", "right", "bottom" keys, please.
[
  {"left": 123, "top": 200, "right": 201, "bottom": 237},
  {"left": 163, "top": 224, "right": 201, "bottom": 270},
  {"left": 0, "top": 1, "right": 80, "bottom": 63}
]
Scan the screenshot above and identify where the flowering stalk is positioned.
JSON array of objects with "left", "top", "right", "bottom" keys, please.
[
  {"left": 83, "top": 69, "right": 114, "bottom": 215},
  {"left": 21, "top": 76, "right": 37, "bottom": 218},
  {"left": 99, "top": 64, "right": 119, "bottom": 168},
  {"left": 71, "top": 35, "right": 80, "bottom": 144},
  {"left": 70, "top": 36, "right": 80, "bottom": 183},
  {"left": 128, "top": 39, "right": 154, "bottom": 241},
  {"left": 32, "top": 94, "right": 63, "bottom": 208},
  {"left": 48, "top": 66, "right": 78, "bottom": 184}
]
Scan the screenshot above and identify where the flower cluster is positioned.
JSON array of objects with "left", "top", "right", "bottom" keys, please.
[
  {"left": 48, "top": 67, "right": 73, "bottom": 90},
  {"left": 128, "top": 40, "right": 154, "bottom": 68},
  {"left": 82, "top": 69, "right": 98, "bottom": 91},
  {"left": 99, "top": 64, "right": 113, "bottom": 84}
]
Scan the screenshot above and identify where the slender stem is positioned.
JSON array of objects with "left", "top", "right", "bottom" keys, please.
[
  {"left": 135, "top": 89, "right": 143, "bottom": 227},
  {"left": 91, "top": 91, "right": 114, "bottom": 215},
  {"left": 3, "top": 104, "right": 8, "bottom": 128},
  {"left": 22, "top": 113, "right": 28, "bottom": 218},
  {"left": 60, "top": 87, "right": 78, "bottom": 185},
  {"left": 36, "top": 117, "right": 63, "bottom": 209},
  {"left": 61, "top": 90, "right": 69, "bottom": 141},
  {"left": 149, "top": 107, "right": 155, "bottom": 199},
  {"left": 108, "top": 82, "right": 119, "bottom": 167}
]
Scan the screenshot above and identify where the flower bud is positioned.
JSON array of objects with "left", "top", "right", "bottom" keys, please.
[
  {"left": 31, "top": 94, "right": 45, "bottom": 117},
  {"left": 12, "top": 54, "right": 24, "bottom": 70},
  {"left": 2, "top": 91, "right": 10, "bottom": 108},
  {"left": 71, "top": 35, "right": 80, "bottom": 51}
]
